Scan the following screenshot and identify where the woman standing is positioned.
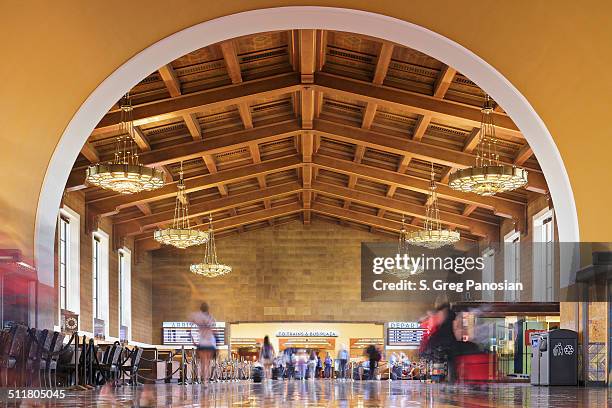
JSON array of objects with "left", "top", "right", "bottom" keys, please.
[
  {"left": 190, "top": 302, "right": 217, "bottom": 386},
  {"left": 259, "top": 336, "right": 275, "bottom": 380}
]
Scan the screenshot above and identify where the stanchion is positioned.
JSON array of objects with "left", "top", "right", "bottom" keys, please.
[{"left": 179, "top": 346, "right": 186, "bottom": 385}]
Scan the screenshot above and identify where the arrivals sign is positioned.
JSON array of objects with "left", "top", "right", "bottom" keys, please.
[
  {"left": 276, "top": 330, "right": 338, "bottom": 337},
  {"left": 162, "top": 321, "right": 226, "bottom": 346}
]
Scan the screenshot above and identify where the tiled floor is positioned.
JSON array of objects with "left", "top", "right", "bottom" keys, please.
[{"left": 11, "top": 380, "right": 611, "bottom": 407}]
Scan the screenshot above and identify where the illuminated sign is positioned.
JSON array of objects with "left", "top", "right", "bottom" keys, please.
[
  {"left": 162, "top": 321, "right": 225, "bottom": 346},
  {"left": 388, "top": 322, "right": 420, "bottom": 329},
  {"left": 275, "top": 330, "right": 338, "bottom": 337},
  {"left": 387, "top": 322, "right": 427, "bottom": 346}
]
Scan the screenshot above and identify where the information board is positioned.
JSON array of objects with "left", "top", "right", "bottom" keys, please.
[
  {"left": 387, "top": 326, "right": 427, "bottom": 346},
  {"left": 162, "top": 321, "right": 225, "bottom": 346}
]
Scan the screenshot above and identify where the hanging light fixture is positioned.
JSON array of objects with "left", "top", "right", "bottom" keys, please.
[
  {"left": 154, "top": 162, "right": 209, "bottom": 249},
  {"left": 86, "top": 93, "right": 165, "bottom": 194},
  {"left": 448, "top": 95, "right": 528, "bottom": 196},
  {"left": 190, "top": 214, "right": 232, "bottom": 278},
  {"left": 386, "top": 216, "right": 424, "bottom": 278},
  {"left": 407, "top": 163, "right": 460, "bottom": 249}
]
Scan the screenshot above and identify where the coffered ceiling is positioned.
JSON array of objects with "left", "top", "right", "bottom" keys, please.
[{"left": 65, "top": 30, "right": 547, "bottom": 253}]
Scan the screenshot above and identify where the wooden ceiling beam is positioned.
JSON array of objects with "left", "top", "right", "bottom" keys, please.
[
  {"left": 514, "top": 144, "right": 533, "bottom": 165},
  {"left": 80, "top": 142, "right": 100, "bottom": 163},
  {"left": 182, "top": 113, "right": 202, "bottom": 140},
  {"left": 301, "top": 88, "right": 315, "bottom": 129},
  {"left": 301, "top": 132, "right": 314, "bottom": 191},
  {"left": 220, "top": 40, "right": 243, "bottom": 84},
  {"left": 433, "top": 65, "right": 456, "bottom": 99},
  {"left": 68, "top": 121, "right": 302, "bottom": 189},
  {"left": 312, "top": 202, "right": 476, "bottom": 242},
  {"left": 288, "top": 30, "right": 299, "bottom": 71},
  {"left": 88, "top": 155, "right": 302, "bottom": 215},
  {"left": 360, "top": 42, "right": 393, "bottom": 131},
  {"left": 397, "top": 155, "right": 412, "bottom": 173},
  {"left": 354, "top": 145, "right": 366, "bottom": 164},
  {"left": 463, "top": 127, "right": 481, "bottom": 153},
  {"left": 440, "top": 167, "right": 454, "bottom": 184},
  {"left": 312, "top": 154, "right": 524, "bottom": 220},
  {"left": 237, "top": 102, "right": 253, "bottom": 129},
  {"left": 132, "top": 127, "right": 150, "bottom": 151},
  {"left": 202, "top": 154, "right": 228, "bottom": 197},
  {"left": 412, "top": 114, "right": 431, "bottom": 141},
  {"left": 220, "top": 40, "right": 255, "bottom": 132},
  {"left": 299, "top": 29, "right": 316, "bottom": 83},
  {"left": 361, "top": 103, "right": 377, "bottom": 129},
  {"left": 462, "top": 204, "right": 478, "bottom": 217},
  {"left": 313, "top": 72, "right": 522, "bottom": 138},
  {"left": 93, "top": 72, "right": 521, "bottom": 142},
  {"left": 93, "top": 72, "right": 301, "bottom": 134},
  {"left": 116, "top": 182, "right": 302, "bottom": 236},
  {"left": 249, "top": 143, "right": 262, "bottom": 163},
  {"left": 313, "top": 181, "right": 498, "bottom": 238},
  {"left": 135, "top": 202, "right": 303, "bottom": 245},
  {"left": 158, "top": 64, "right": 182, "bottom": 97},
  {"left": 136, "top": 202, "right": 152, "bottom": 216},
  {"left": 315, "top": 30, "right": 327, "bottom": 71},
  {"left": 313, "top": 119, "right": 547, "bottom": 193},
  {"left": 303, "top": 190, "right": 312, "bottom": 224},
  {"left": 372, "top": 43, "right": 394, "bottom": 85}
]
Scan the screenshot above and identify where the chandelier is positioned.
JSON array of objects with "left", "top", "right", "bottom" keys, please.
[
  {"left": 386, "top": 217, "right": 424, "bottom": 278},
  {"left": 190, "top": 215, "right": 232, "bottom": 278},
  {"left": 86, "top": 93, "right": 164, "bottom": 194},
  {"left": 448, "top": 95, "right": 528, "bottom": 196},
  {"left": 154, "top": 163, "right": 209, "bottom": 249},
  {"left": 407, "top": 163, "right": 460, "bottom": 249}
]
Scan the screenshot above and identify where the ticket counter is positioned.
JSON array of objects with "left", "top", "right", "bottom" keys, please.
[{"left": 229, "top": 322, "right": 384, "bottom": 357}]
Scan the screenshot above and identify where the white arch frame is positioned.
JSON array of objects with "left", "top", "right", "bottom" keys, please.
[{"left": 35, "top": 6, "right": 579, "bottom": 286}]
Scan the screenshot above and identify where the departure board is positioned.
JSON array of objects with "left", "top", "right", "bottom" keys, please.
[
  {"left": 162, "top": 322, "right": 225, "bottom": 346},
  {"left": 387, "top": 322, "right": 427, "bottom": 346}
]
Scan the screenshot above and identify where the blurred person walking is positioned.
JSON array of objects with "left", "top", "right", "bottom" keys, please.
[
  {"left": 259, "top": 336, "right": 276, "bottom": 380},
  {"left": 307, "top": 350, "right": 317, "bottom": 380},
  {"left": 297, "top": 349, "right": 307, "bottom": 380},
  {"left": 190, "top": 302, "right": 217, "bottom": 386},
  {"left": 337, "top": 344, "right": 349, "bottom": 381},
  {"left": 365, "top": 345, "right": 381, "bottom": 380}
]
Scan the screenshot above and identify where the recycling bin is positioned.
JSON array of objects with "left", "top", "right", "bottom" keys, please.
[{"left": 535, "top": 329, "right": 578, "bottom": 386}]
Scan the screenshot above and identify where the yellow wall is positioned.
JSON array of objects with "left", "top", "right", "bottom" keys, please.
[
  {"left": 230, "top": 321, "right": 383, "bottom": 355},
  {"left": 2, "top": 1, "right": 612, "bottom": 262}
]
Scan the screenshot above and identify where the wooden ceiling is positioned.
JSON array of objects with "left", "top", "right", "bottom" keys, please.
[{"left": 66, "top": 30, "right": 548, "bottom": 253}]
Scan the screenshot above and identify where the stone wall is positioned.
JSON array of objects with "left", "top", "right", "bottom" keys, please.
[{"left": 151, "top": 220, "right": 425, "bottom": 344}]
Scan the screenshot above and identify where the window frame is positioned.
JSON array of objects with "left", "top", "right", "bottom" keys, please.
[
  {"left": 57, "top": 205, "right": 80, "bottom": 320},
  {"left": 91, "top": 229, "right": 110, "bottom": 338},
  {"left": 504, "top": 230, "right": 521, "bottom": 302},
  {"left": 533, "top": 208, "right": 555, "bottom": 301}
]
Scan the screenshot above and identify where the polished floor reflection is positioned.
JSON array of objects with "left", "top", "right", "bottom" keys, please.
[{"left": 18, "top": 380, "right": 611, "bottom": 407}]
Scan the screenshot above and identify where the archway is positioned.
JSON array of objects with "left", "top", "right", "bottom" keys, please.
[{"left": 35, "top": 6, "right": 579, "bottom": 288}]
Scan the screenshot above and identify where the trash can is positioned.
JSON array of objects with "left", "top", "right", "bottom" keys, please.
[{"left": 536, "top": 329, "right": 578, "bottom": 386}]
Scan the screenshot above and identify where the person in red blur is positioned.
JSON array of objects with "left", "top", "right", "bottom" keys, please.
[{"left": 419, "top": 303, "right": 479, "bottom": 382}]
